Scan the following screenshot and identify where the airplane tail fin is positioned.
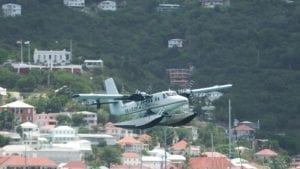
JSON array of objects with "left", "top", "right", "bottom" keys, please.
[{"left": 104, "top": 78, "right": 125, "bottom": 115}]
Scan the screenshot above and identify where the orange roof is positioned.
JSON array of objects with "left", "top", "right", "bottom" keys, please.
[
  {"left": 0, "top": 156, "right": 57, "bottom": 167},
  {"left": 122, "top": 152, "right": 139, "bottom": 158},
  {"left": 189, "top": 157, "right": 230, "bottom": 169},
  {"left": 201, "top": 151, "right": 227, "bottom": 158},
  {"left": 63, "top": 161, "right": 86, "bottom": 169},
  {"left": 255, "top": 149, "right": 278, "bottom": 156},
  {"left": 138, "top": 134, "right": 152, "bottom": 142},
  {"left": 117, "top": 136, "right": 141, "bottom": 145},
  {"left": 171, "top": 140, "right": 188, "bottom": 150},
  {"left": 232, "top": 124, "right": 255, "bottom": 131}
]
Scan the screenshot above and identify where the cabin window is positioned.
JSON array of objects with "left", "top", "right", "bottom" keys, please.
[{"left": 163, "top": 94, "right": 166, "bottom": 98}]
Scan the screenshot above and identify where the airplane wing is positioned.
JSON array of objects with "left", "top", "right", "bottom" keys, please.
[
  {"left": 72, "top": 93, "right": 124, "bottom": 102},
  {"left": 178, "top": 84, "right": 233, "bottom": 98}
]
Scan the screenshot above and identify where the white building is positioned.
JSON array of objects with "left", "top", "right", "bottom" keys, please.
[
  {"left": 74, "top": 111, "right": 97, "bottom": 127},
  {"left": 168, "top": 39, "right": 183, "bottom": 48},
  {"left": 0, "top": 86, "right": 7, "bottom": 96},
  {"left": 83, "top": 59, "right": 103, "bottom": 69},
  {"left": 2, "top": 3, "right": 21, "bottom": 17},
  {"left": 201, "top": 0, "right": 230, "bottom": 8},
  {"left": 98, "top": 1, "right": 117, "bottom": 11},
  {"left": 77, "top": 133, "right": 116, "bottom": 145},
  {"left": 50, "top": 126, "right": 76, "bottom": 143},
  {"left": 20, "top": 122, "right": 40, "bottom": 146},
  {"left": 63, "top": 0, "right": 85, "bottom": 7},
  {"left": 157, "top": 4, "right": 180, "bottom": 12},
  {"left": 33, "top": 49, "right": 71, "bottom": 66}
]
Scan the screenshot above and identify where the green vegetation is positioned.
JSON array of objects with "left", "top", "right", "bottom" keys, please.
[{"left": 0, "top": 0, "right": 300, "bottom": 154}]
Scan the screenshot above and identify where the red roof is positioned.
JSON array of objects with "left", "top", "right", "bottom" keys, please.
[
  {"left": 189, "top": 157, "right": 230, "bottom": 169},
  {"left": 232, "top": 124, "right": 255, "bottom": 131},
  {"left": 255, "top": 149, "right": 278, "bottom": 156},
  {"left": 0, "top": 156, "right": 57, "bottom": 167},
  {"left": 201, "top": 151, "right": 227, "bottom": 158},
  {"left": 117, "top": 136, "right": 141, "bottom": 145},
  {"left": 63, "top": 161, "right": 86, "bottom": 169},
  {"left": 171, "top": 140, "right": 188, "bottom": 150}
]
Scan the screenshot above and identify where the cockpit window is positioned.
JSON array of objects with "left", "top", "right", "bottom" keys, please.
[{"left": 166, "top": 91, "right": 177, "bottom": 96}]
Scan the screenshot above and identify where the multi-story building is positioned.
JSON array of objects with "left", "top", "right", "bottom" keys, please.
[
  {"left": 117, "top": 136, "right": 149, "bottom": 153},
  {"left": 20, "top": 121, "right": 40, "bottom": 146},
  {"left": 63, "top": 0, "right": 85, "bottom": 7},
  {"left": 168, "top": 39, "right": 183, "bottom": 48},
  {"left": 2, "top": 3, "right": 21, "bottom": 17},
  {"left": 0, "top": 100, "right": 36, "bottom": 123},
  {"left": 166, "top": 68, "right": 192, "bottom": 87},
  {"left": 50, "top": 125, "right": 76, "bottom": 143},
  {"left": 74, "top": 111, "right": 97, "bottom": 127},
  {"left": 98, "top": 1, "right": 117, "bottom": 11},
  {"left": 33, "top": 49, "right": 72, "bottom": 66},
  {"left": 34, "top": 112, "right": 58, "bottom": 128}
]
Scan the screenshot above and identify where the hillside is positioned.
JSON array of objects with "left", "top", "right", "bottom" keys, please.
[{"left": 0, "top": 0, "right": 300, "bottom": 154}]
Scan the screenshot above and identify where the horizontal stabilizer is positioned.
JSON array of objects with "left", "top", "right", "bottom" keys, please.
[{"left": 114, "top": 114, "right": 164, "bottom": 129}]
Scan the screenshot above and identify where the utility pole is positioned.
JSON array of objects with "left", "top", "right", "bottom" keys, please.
[{"left": 229, "top": 99, "right": 232, "bottom": 168}]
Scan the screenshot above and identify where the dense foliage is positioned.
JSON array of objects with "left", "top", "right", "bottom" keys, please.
[{"left": 0, "top": 0, "right": 300, "bottom": 154}]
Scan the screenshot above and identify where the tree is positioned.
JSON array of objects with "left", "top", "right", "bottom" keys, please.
[
  {"left": 72, "top": 113, "right": 86, "bottom": 126},
  {"left": 56, "top": 114, "right": 71, "bottom": 125},
  {"left": 0, "top": 135, "right": 10, "bottom": 147},
  {"left": 0, "top": 111, "right": 15, "bottom": 130}
]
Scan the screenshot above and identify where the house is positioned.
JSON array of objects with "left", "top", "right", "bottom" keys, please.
[
  {"left": 189, "top": 156, "right": 230, "bottom": 169},
  {"left": 98, "top": 1, "right": 117, "bottom": 11},
  {"left": 168, "top": 39, "right": 183, "bottom": 48},
  {"left": 121, "top": 152, "right": 140, "bottom": 166},
  {"left": 50, "top": 125, "right": 76, "bottom": 143},
  {"left": 63, "top": 0, "right": 85, "bottom": 7},
  {"left": 117, "top": 136, "right": 149, "bottom": 152},
  {"left": 111, "top": 165, "right": 150, "bottom": 169},
  {"left": 170, "top": 140, "right": 200, "bottom": 156},
  {"left": 171, "top": 140, "right": 188, "bottom": 155},
  {"left": 0, "top": 100, "right": 36, "bottom": 123},
  {"left": 232, "top": 124, "right": 256, "bottom": 140},
  {"left": 33, "top": 49, "right": 72, "bottom": 66},
  {"left": 2, "top": 3, "right": 21, "bottom": 17},
  {"left": 34, "top": 112, "right": 58, "bottom": 128},
  {"left": 105, "top": 122, "right": 136, "bottom": 139},
  {"left": 201, "top": 0, "right": 230, "bottom": 8},
  {"left": 83, "top": 59, "right": 103, "bottom": 69},
  {"left": 255, "top": 149, "right": 278, "bottom": 162},
  {"left": 74, "top": 111, "right": 97, "bottom": 127},
  {"left": 231, "top": 158, "right": 257, "bottom": 169},
  {"left": 0, "top": 156, "right": 57, "bottom": 169},
  {"left": 157, "top": 4, "right": 180, "bottom": 12},
  {"left": 20, "top": 121, "right": 40, "bottom": 145},
  {"left": 148, "top": 148, "right": 185, "bottom": 169}
]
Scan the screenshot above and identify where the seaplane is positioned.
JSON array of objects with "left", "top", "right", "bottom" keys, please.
[{"left": 72, "top": 78, "right": 232, "bottom": 129}]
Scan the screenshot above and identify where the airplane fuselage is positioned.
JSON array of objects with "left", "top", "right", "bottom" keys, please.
[{"left": 121, "top": 90, "right": 189, "bottom": 118}]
